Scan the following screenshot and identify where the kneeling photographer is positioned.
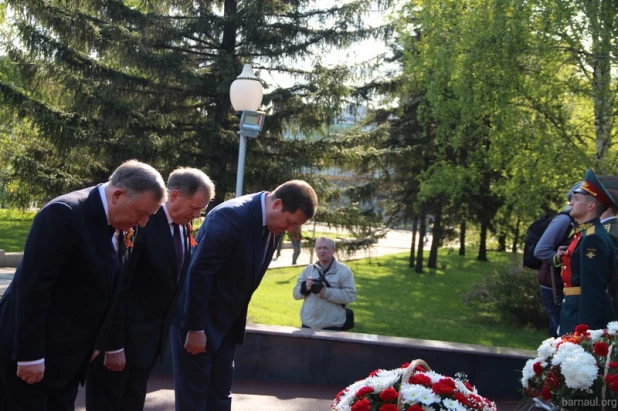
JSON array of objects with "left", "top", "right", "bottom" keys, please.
[{"left": 293, "top": 237, "right": 357, "bottom": 331}]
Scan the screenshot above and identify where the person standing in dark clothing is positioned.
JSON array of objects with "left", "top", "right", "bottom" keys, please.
[{"left": 86, "top": 167, "right": 214, "bottom": 411}]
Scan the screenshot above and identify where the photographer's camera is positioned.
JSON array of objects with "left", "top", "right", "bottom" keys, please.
[{"left": 310, "top": 279, "right": 324, "bottom": 294}]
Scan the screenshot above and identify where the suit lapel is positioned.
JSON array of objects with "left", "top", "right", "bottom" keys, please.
[{"left": 86, "top": 185, "right": 116, "bottom": 291}]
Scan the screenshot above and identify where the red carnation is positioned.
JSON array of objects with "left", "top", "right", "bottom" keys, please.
[
  {"left": 409, "top": 373, "right": 432, "bottom": 386},
  {"left": 453, "top": 392, "right": 470, "bottom": 406},
  {"left": 574, "top": 324, "right": 589, "bottom": 335},
  {"left": 379, "top": 405, "right": 398, "bottom": 411},
  {"left": 355, "top": 386, "right": 373, "bottom": 398},
  {"left": 369, "top": 369, "right": 381, "bottom": 377},
  {"left": 547, "top": 371, "right": 560, "bottom": 389},
  {"left": 609, "top": 362, "right": 618, "bottom": 368},
  {"left": 606, "top": 374, "right": 618, "bottom": 383},
  {"left": 405, "top": 405, "right": 424, "bottom": 411},
  {"left": 379, "top": 387, "right": 398, "bottom": 402},
  {"left": 464, "top": 381, "right": 474, "bottom": 391},
  {"left": 400, "top": 362, "right": 411, "bottom": 369},
  {"left": 414, "top": 365, "right": 427, "bottom": 372},
  {"left": 611, "top": 381, "right": 618, "bottom": 393},
  {"left": 432, "top": 378, "right": 456, "bottom": 395},
  {"left": 351, "top": 398, "right": 372, "bottom": 411},
  {"left": 594, "top": 341, "right": 610, "bottom": 357},
  {"left": 533, "top": 362, "right": 544, "bottom": 375},
  {"left": 541, "top": 386, "right": 552, "bottom": 400}
]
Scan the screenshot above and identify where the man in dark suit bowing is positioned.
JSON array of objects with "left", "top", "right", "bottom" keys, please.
[
  {"left": 86, "top": 167, "right": 215, "bottom": 410},
  {"left": 170, "top": 180, "right": 318, "bottom": 411},
  {"left": 0, "top": 160, "right": 166, "bottom": 411}
]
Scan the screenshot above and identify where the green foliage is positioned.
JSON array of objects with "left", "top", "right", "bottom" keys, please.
[
  {"left": 0, "top": 0, "right": 394, "bottom": 209},
  {"left": 0, "top": 209, "right": 34, "bottom": 252},
  {"left": 461, "top": 261, "right": 546, "bottom": 331},
  {"left": 249, "top": 251, "right": 546, "bottom": 349}
]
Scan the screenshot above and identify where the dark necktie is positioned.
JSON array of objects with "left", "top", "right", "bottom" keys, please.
[
  {"left": 172, "top": 223, "right": 183, "bottom": 279},
  {"left": 111, "top": 230, "right": 122, "bottom": 280}
]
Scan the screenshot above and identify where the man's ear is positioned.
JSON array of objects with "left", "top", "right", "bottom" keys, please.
[
  {"left": 272, "top": 198, "right": 283, "bottom": 211},
  {"left": 169, "top": 189, "right": 181, "bottom": 202},
  {"left": 111, "top": 189, "right": 125, "bottom": 205}
]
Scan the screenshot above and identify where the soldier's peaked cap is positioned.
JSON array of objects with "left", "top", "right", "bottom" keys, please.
[
  {"left": 599, "top": 175, "right": 618, "bottom": 207},
  {"left": 573, "top": 168, "right": 618, "bottom": 209}
]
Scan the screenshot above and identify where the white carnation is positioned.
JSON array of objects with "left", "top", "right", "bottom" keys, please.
[
  {"left": 537, "top": 337, "right": 559, "bottom": 360},
  {"left": 366, "top": 373, "right": 399, "bottom": 393},
  {"left": 552, "top": 342, "right": 585, "bottom": 366},
  {"left": 607, "top": 321, "right": 618, "bottom": 335},
  {"left": 588, "top": 329, "right": 605, "bottom": 342},
  {"left": 442, "top": 398, "right": 467, "bottom": 411},
  {"left": 521, "top": 358, "right": 545, "bottom": 387},
  {"left": 400, "top": 385, "right": 440, "bottom": 405},
  {"left": 560, "top": 351, "right": 598, "bottom": 389}
]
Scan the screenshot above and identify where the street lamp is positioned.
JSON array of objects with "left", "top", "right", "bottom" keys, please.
[{"left": 229, "top": 64, "right": 266, "bottom": 197}]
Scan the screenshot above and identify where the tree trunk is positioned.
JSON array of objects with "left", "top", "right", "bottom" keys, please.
[
  {"left": 459, "top": 219, "right": 466, "bottom": 256},
  {"left": 497, "top": 234, "right": 506, "bottom": 252},
  {"left": 415, "top": 207, "right": 426, "bottom": 273},
  {"left": 587, "top": 2, "right": 613, "bottom": 166},
  {"left": 477, "top": 218, "right": 489, "bottom": 261},
  {"left": 409, "top": 215, "right": 417, "bottom": 269},
  {"left": 427, "top": 206, "right": 443, "bottom": 269},
  {"left": 511, "top": 217, "right": 520, "bottom": 253}
]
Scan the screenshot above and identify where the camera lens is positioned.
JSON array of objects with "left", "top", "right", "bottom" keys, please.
[{"left": 311, "top": 281, "right": 323, "bottom": 294}]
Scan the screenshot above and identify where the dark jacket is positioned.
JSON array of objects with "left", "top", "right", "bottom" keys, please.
[
  {"left": 175, "top": 192, "right": 280, "bottom": 352},
  {"left": 111, "top": 207, "right": 191, "bottom": 367},
  {"left": 0, "top": 186, "right": 129, "bottom": 387}
]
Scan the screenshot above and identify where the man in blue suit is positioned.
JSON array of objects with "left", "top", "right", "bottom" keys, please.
[
  {"left": 0, "top": 160, "right": 166, "bottom": 411},
  {"left": 170, "top": 180, "right": 318, "bottom": 411}
]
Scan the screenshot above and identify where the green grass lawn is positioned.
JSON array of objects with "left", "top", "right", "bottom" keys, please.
[
  {"left": 0, "top": 209, "right": 35, "bottom": 252},
  {"left": 248, "top": 250, "right": 546, "bottom": 350}
]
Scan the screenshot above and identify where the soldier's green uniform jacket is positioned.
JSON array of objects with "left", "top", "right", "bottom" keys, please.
[{"left": 559, "top": 218, "right": 617, "bottom": 335}]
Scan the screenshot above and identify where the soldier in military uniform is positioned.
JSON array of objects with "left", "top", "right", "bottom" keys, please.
[
  {"left": 557, "top": 169, "right": 617, "bottom": 335},
  {"left": 599, "top": 175, "right": 618, "bottom": 316}
]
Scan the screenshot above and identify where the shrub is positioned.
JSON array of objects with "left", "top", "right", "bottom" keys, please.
[{"left": 461, "top": 261, "right": 546, "bottom": 330}]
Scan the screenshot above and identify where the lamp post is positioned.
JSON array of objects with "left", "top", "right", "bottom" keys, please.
[{"left": 229, "top": 64, "right": 265, "bottom": 197}]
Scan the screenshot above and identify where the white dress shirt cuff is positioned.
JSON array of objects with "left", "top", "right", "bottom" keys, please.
[{"left": 17, "top": 358, "right": 44, "bottom": 366}]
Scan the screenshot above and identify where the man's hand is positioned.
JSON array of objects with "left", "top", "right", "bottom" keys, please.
[
  {"left": 16, "top": 362, "right": 45, "bottom": 384},
  {"left": 318, "top": 286, "right": 326, "bottom": 297},
  {"left": 305, "top": 278, "right": 314, "bottom": 292},
  {"left": 104, "top": 351, "right": 126, "bottom": 372},
  {"left": 185, "top": 331, "right": 207, "bottom": 355}
]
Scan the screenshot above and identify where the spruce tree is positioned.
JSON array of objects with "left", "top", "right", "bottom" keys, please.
[{"left": 0, "top": 0, "right": 392, "bottom": 204}]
